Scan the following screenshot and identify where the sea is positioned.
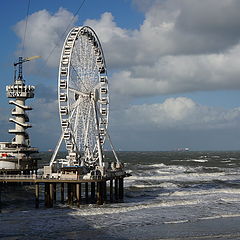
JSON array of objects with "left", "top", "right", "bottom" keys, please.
[{"left": 1, "top": 151, "right": 240, "bottom": 240}]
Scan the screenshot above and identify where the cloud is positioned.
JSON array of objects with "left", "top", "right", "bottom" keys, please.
[
  {"left": 14, "top": 8, "right": 77, "bottom": 68},
  {"left": 13, "top": 2, "right": 240, "bottom": 97},
  {"left": 113, "top": 97, "right": 240, "bottom": 130},
  {"left": 83, "top": 1, "right": 240, "bottom": 97},
  {"left": 111, "top": 46, "right": 240, "bottom": 96}
]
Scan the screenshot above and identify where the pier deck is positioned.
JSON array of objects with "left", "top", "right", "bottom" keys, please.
[{"left": 0, "top": 174, "right": 128, "bottom": 210}]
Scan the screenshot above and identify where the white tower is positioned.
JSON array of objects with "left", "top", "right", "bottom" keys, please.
[
  {"left": 7, "top": 57, "right": 34, "bottom": 146},
  {"left": 0, "top": 56, "right": 40, "bottom": 173}
]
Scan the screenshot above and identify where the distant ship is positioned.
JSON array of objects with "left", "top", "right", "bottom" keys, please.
[{"left": 176, "top": 147, "right": 190, "bottom": 152}]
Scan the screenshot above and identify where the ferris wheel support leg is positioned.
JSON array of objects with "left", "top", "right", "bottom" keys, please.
[
  {"left": 93, "top": 100, "right": 104, "bottom": 167},
  {"left": 105, "top": 130, "right": 120, "bottom": 164},
  {"left": 50, "top": 132, "right": 64, "bottom": 166},
  {"left": 97, "top": 108, "right": 120, "bottom": 164}
]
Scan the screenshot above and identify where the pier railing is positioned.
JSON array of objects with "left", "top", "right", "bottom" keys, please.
[
  {"left": 0, "top": 174, "right": 103, "bottom": 181},
  {"left": 0, "top": 174, "right": 38, "bottom": 180}
]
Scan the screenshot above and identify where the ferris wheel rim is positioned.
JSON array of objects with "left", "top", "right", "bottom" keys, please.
[{"left": 57, "top": 26, "right": 109, "bottom": 166}]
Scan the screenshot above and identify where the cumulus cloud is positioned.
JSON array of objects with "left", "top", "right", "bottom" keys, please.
[
  {"left": 84, "top": 1, "right": 240, "bottom": 97},
  {"left": 13, "top": 2, "right": 240, "bottom": 96},
  {"left": 14, "top": 8, "right": 77, "bottom": 68},
  {"left": 111, "top": 46, "right": 240, "bottom": 96},
  {"left": 114, "top": 97, "right": 240, "bottom": 130}
]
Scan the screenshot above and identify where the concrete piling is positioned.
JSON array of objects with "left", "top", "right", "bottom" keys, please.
[
  {"left": 49, "top": 183, "right": 54, "bottom": 207},
  {"left": 53, "top": 183, "right": 56, "bottom": 202},
  {"left": 103, "top": 180, "right": 107, "bottom": 203},
  {"left": 115, "top": 178, "right": 119, "bottom": 202},
  {"left": 85, "top": 182, "right": 89, "bottom": 203},
  {"left": 91, "top": 182, "right": 95, "bottom": 203},
  {"left": 35, "top": 183, "right": 39, "bottom": 208},
  {"left": 97, "top": 181, "right": 103, "bottom": 205},
  {"left": 119, "top": 177, "right": 124, "bottom": 202},
  {"left": 109, "top": 179, "right": 113, "bottom": 203},
  {"left": 60, "top": 183, "right": 64, "bottom": 204},
  {"left": 76, "top": 183, "right": 81, "bottom": 207},
  {"left": 67, "top": 183, "right": 74, "bottom": 205},
  {"left": 44, "top": 183, "right": 50, "bottom": 207},
  {"left": 0, "top": 182, "right": 2, "bottom": 212}
]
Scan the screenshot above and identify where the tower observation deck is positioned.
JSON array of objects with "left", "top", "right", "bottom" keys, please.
[{"left": 0, "top": 56, "right": 40, "bottom": 174}]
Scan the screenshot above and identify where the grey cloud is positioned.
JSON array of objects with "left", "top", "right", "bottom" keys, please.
[{"left": 112, "top": 97, "right": 240, "bottom": 130}]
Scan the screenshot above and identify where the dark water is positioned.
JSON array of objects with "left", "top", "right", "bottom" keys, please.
[{"left": 2, "top": 151, "right": 240, "bottom": 239}]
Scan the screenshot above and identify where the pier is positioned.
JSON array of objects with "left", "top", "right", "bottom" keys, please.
[
  {"left": 0, "top": 174, "right": 127, "bottom": 210},
  {"left": 0, "top": 26, "right": 129, "bottom": 212}
]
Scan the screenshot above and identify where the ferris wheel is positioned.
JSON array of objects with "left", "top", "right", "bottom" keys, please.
[{"left": 50, "top": 26, "right": 111, "bottom": 167}]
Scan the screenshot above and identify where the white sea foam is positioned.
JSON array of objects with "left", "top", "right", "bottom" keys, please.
[
  {"left": 199, "top": 213, "right": 240, "bottom": 220},
  {"left": 130, "top": 182, "right": 178, "bottom": 189},
  {"left": 191, "top": 159, "right": 208, "bottom": 163},
  {"left": 164, "top": 219, "right": 189, "bottom": 224},
  {"left": 68, "top": 199, "right": 201, "bottom": 217},
  {"left": 128, "top": 172, "right": 228, "bottom": 182},
  {"left": 170, "top": 188, "right": 240, "bottom": 197},
  {"left": 127, "top": 162, "right": 240, "bottom": 185}
]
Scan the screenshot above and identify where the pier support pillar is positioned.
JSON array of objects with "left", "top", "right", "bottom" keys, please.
[
  {"left": 85, "top": 182, "right": 89, "bottom": 203},
  {"left": 35, "top": 183, "right": 39, "bottom": 208},
  {"left": 44, "top": 183, "right": 50, "bottom": 208},
  {"left": 49, "top": 183, "right": 54, "bottom": 207},
  {"left": 103, "top": 181, "right": 107, "bottom": 203},
  {"left": 91, "top": 182, "right": 95, "bottom": 203},
  {"left": 53, "top": 183, "right": 56, "bottom": 202},
  {"left": 60, "top": 183, "right": 64, "bottom": 204},
  {"left": 67, "top": 183, "right": 70, "bottom": 205},
  {"left": 67, "top": 183, "right": 74, "bottom": 205},
  {"left": 76, "top": 183, "right": 81, "bottom": 207},
  {"left": 114, "top": 178, "right": 119, "bottom": 202},
  {"left": 0, "top": 182, "right": 2, "bottom": 212},
  {"left": 109, "top": 179, "right": 113, "bottom": 203},
  {"left": 119, "top": 177, "right": 124, "bottom": 202},
  {"left": 97, "top": 181, "right": 103, "bottom": 205}
]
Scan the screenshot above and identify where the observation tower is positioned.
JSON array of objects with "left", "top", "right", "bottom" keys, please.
[{"left": 0, "top": 56, "right": 40, "bottom": 174}]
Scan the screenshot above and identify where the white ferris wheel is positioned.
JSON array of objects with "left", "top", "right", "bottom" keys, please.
[{"left": 50, "top": 26, "right": 117, "bottom": 168}]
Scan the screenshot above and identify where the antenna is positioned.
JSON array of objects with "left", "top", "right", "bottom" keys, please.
[{"left": 14, "top": 56, "right": 41, "bottom": 82}]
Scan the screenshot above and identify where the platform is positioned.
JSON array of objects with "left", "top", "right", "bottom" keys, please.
[{"left": 0, "top": 173, "right": 128, "bottom": 210}]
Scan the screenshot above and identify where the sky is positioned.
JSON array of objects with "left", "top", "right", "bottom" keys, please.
[{"left": 1, "top": 0, "right": 240, "bottom": 151}]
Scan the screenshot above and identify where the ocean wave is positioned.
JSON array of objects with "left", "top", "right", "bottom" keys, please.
[
  {"left": 127, "top": 171, "right": 228, "bottom": 182},
  {"left": 129, "top": 182, "right": 179, "bottom": 189},
  {"left": 191, "top": 159, "right": 208, "bottom": 163},
  {"left": 169, "top": 188, "right": 240, "bottom": 197},
  {"left": 68, "top": 199, "right": 201, "bottom": 217},
  {"left": 199, "top": 213, "right": 240, "bottom": 220}
]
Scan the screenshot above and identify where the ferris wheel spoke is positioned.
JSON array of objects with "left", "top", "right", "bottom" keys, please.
[
  {"left": 70, "top": 63, "right": 88, "bottom": 91},
  {"left": 69, "top": 87, "right": 89, "bottom": 97},
  {"left": 73, "top": 104, "right": 81, "bottom": 136},
  {"left": 83, "top": 103, "right": 93, "bottom": 150}
]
